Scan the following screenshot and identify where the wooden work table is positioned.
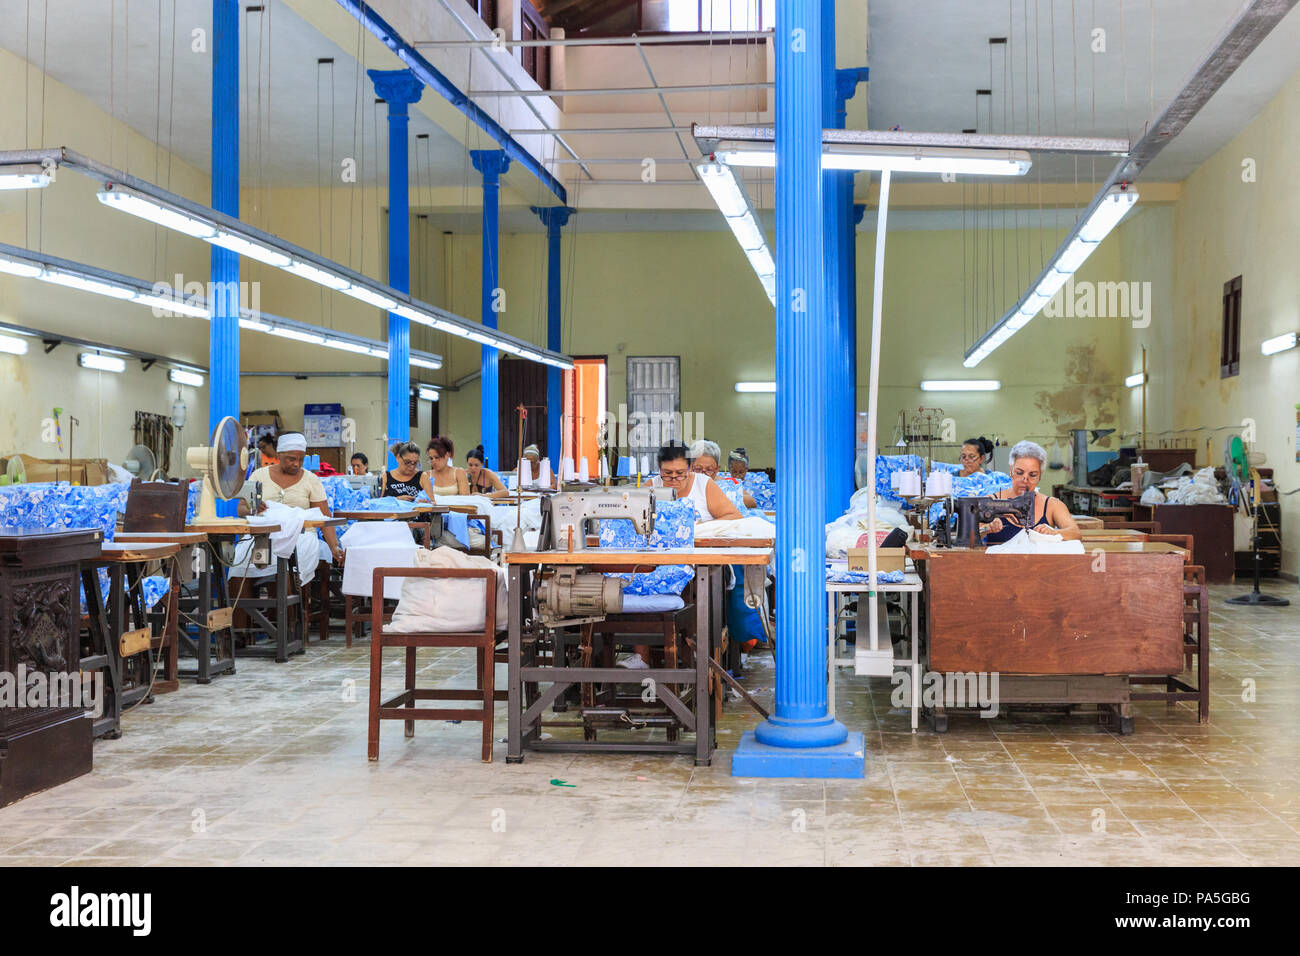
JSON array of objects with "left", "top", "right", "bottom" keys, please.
[
  {"left": 113, "top": 530, "right": 208, "bottom": 545},
  {"left": 505, "top": 546, "right": 772, "bottom": 566},
  {"left": 186, "top": 520, "right": 281, "bottom": 536},
  {"left": 334, "top": 509, "right": 420, "bottom": 521}
]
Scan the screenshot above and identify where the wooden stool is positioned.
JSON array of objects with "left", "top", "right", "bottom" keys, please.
[
  {"left": 1131, "top": 564, "right": 1209, "bottom": 723},
  {"left": 367, "top": 567, "right": 504, "bottom": 763}
]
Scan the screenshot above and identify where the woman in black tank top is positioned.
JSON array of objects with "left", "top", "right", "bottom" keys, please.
[{"left": 383, "top": 442, "right": 427, "bottom": 500}]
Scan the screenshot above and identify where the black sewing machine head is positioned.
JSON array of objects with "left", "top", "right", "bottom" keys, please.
[{"left": 943, "top": 488, "right": 1037, "bottom": 548}]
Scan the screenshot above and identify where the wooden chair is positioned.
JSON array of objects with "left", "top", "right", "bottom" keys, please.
[
  {"left": 1130, "top": 563, "right": 1209, "bottom": 723},
  {"left": 122, "top": 478, "right": 188, "bottom": 689},
  {"left": 367, "top": 566, "right": 505, "bottom": 763}
]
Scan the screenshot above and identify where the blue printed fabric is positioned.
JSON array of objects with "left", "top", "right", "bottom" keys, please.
[
  {"left": 930, "top": 461, "right": 962, "bottom": 474},
  {"left": 715, "top": 479, "right": 749, "bottom": 511},
  {"left": 321, "top": 475, "right": 372, "bottom": 513},
  {"left": 79, "top": 573, "right": 171, "bottom": 615},
  {"left": 875, "top": 454, "right": 925, "bottom": 504},
  {"left": 185, "top": 480, "right": 199, "bottom": 523},
  {"left": 826, "top": 566, "right": 905, "bottom": 585},
  {"left": 362, "top": 496, "right": 416, "bottom": 511},
  {"left": 599, "top": 498, "right": 695, "bottom": 595},
  {"left": 926, "top": 470, "right": 1014, "bottom": 525},
  {"left": 0, "top": 482, "right": 128, "bottom": 537},
  {"left": 741, "top": 472, "right": 776, "bottom": 509}
]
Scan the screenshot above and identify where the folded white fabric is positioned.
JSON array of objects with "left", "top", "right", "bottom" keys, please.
[
  {"left": 339, "top": 520, "right": 416, "bottom": 549},
  {"left": 693, "top": 515, "right": 778, "bottom": 539},
  {"left": 387, "top": 546, "right": 508, "bottom": 633},
  {"left": 985, "top": 529, "right": 1086, "bottom": 554}
]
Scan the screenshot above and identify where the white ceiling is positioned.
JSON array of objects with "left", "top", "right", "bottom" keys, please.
[
  {"left": 0, "top": 0, "right": 473, "bottom": 187},
  {"left": 866, "top": 0, "right": 1300, "bottom": 182}
]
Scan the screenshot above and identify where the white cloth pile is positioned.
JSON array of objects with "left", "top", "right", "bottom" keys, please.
[
  {"left": 339, "top": 520, "right": 420, "bottom": 600},
  {"left": 693, "top": 515, "right": 777, "bottom": 539},
  {"left": 387, "top": 546, "right": 509, "bottom": 633},
  {"left": 984, "top": 529, "right": 1086, "bottom": 554},
  {"left": 1165, "top": 467, "right": 1226, "bottom": 505},
  {"left": 236, "top": 503, "right": 329, "bottom": 585},
  {"left": 825, "top": 494, "right": 909, "bottom": 560}
]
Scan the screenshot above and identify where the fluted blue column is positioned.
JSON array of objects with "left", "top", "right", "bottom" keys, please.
[
  {"left": 833, "top": 68, "right": 868, "bottom": 503},
  {"left": 369, "top": 69, "right": 423, "bottom": 458},
  {"left": 733, "top": 0, "right": 862, "bottom": 777},
  {"left": 471, "top": 149, "right": 511, "bottom": 468},
  {"left": 530, "top": 204, "right": 575, "bottom": 462},
  {"left": 820, "top": 0, "right": 841, "bottom": 523},
  {"left": 210, "top": 0, "right": 239, "bottom": 515}
]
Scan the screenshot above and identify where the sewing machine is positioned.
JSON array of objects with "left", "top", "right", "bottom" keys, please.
[
  {"left": 937, "top": 488, "right": 1036, "bottom": 548},
  {"left": 536, "top": 487, "right": 672, "bottom": 552}
]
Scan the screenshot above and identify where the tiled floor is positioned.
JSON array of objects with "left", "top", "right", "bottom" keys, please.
[{"left": 2, "top": 579, "right": 1297, "bottom": 866}]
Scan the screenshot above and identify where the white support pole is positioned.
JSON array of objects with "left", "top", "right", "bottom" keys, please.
[{"left": 864, "top": 170, "right": 891, "bottom": 654}]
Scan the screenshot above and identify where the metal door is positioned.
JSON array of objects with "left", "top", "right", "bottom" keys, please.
[{"left": 626, "top": 356, "right": 680, "bottom": 461}]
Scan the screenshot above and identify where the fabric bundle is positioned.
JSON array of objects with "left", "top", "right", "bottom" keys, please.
[{"left": 598, "top": 498, "right": 695, "bottom": 595}]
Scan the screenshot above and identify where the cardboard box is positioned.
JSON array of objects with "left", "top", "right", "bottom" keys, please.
[
  {"left": 10, "top": 454, "right": 111, "bottom": 485},
  {"left": 848, "top": 547, "right": 906, "bottom": 573}
]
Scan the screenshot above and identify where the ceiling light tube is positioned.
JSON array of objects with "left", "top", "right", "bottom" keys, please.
[
  {"left": 964, "top": 185, "right": 1139, "bottom": 367},
  {"left": 322, "top": 337, "right": 378, "bottom": 355},
  {"left": 133, "top": 291, "right": 211, "bottom": 318},
  {"left": 97, "top": 185, "right": 218, "bottom": 238},
  {"left": 79, "top": 352, "right": 126, "bottom": 373},
  {"left": 268, "top": 325, "right": 326, "bottom": 345},
  {"left": 206, "top": 231, "right": 293, "bottom": 268},
  {"left": 341, "top": 285, "right": 397, "bottom": 310},
  {"left": 169, "top": 368, "right": 204, "bottom": 387},
  {"left": 0, "top": 332, "right": 29, "bottom": 355},
  {"left": 715, "top": 142, "right": 1032, "bottom": 176},
  {"left": 1261, "top": 332, "right": 1297, "bottom": 356},
  {"left": 0, "top": 254, "right": 43, "bottom": 278},
  {"left": 417, "top": 386, "right": 440, "bottom": 402},
  {"left": 735, "top": 381, "right": 776, "bottom": 393},
  {"left": 920, "top": 380, "right": 1001, "bottom": 391},
  {"left": 40, "top": 270, "right": 136, "bottom": 299},
  {"left": 0, "top": 163, "right": 54, "bottom": 190},
  {"left": 1125, "top": 372, "right": 1147, "bottom": 388},
  {"left": 239, "top": 317, "right": 272, "bottom": 332},
  {"left": 410, "top": 356, "right": 442, "bottom": 370},
  {"left": 285, "top": 260, "right": 351, "bottom": 290},
  {"left": 698, "top": 162, "right": 776, "bottom": 306}
]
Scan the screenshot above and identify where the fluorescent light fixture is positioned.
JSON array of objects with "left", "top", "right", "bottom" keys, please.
[
  {"left": 0, "top": 254, "right": 43, "bottom": 278},
  {"left": 239, "top": 317, "right": 272, "bottom": 332},
  {"left": 1261, "top": 332, "right": 1297, "bottom": 356},
  {"left": 207, "top": 231, "right": 292, "bottom": 268},
  {"left": 0, "top": 332, "right": 29, "bottom": 355},
  {"left": 40, "top": 270, "right": 136, "bottom": 299},
  {"left": 341, "top": 284, "right": 397, "bottom": 310},
  {"left": 79, "top": 352, "right": 126, "bottom": 373},
  {"left": 268, "top": 325, "right": 326, "bottom": 345},
  {"left": 698, "top": 163, "right": 776, "bottom": 306},
  {"left": 417, "top": 386, "right": 440, "bottom": 402},
  {"left": 715, "top": 143, "right": 1032, "bottom": 176},
  {"left": 965, "top": 185, "right": 1139, "bottom": 368},
  {"left": 322, "top": 337, "right": 376, "bottom": 355},
  {"left": 920, "top": 380, "right": 1001, "bottom": 391},
  {"left": 133, "top": 291, "right": 211, "bottom": 318},
  {"left": 465, "top": 330, "right": 497, "bottom": 346},
  {"left": 0, "top": 163, "right": 54, "bottom": 190},
  {"left": 735, "top": 381, "right": 776, "bottom": 393},
  {"left": 410, "top": 356, "right": 442, "bottom": 370},
  {"left": 1125, "top": 372, "right": 1147, "bottom": 388},
  {"left": 97, "top": 186, "right": 217, "bottom": 238},
  {"left": 169, "top": 368, "right": 204, "bottom": 387},
  {"left": 285, "top": 260, "right": 351, "bottom": 289}
]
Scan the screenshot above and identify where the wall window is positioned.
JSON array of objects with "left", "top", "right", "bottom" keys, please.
[
  {"left": 665, "top": 0, "right": 770, "bottom": 31},
  {"left": 1221, "top": 275, "right": 1242, "bottom": 379},
  {"left": 521, "top": 0, "right": 550, "bottom": 89}
]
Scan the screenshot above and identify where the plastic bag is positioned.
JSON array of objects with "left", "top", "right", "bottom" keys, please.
[{"left": 1139, "top": 486, "right": 1166, "bottom": 505}]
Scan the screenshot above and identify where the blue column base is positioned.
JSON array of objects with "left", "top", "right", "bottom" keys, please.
[{"left": 731, "top": 730, "right": 865, "bottom": 779}]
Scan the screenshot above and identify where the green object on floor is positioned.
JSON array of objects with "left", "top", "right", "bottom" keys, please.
[{"left": 549, "top": 779, "right": 576, "bottom": 788}]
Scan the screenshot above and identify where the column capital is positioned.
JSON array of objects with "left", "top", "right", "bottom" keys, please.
[
  {"left": 471, "top": 149, "right": 512, "bottom": 180},
  {"left": 367, "top": 68, "right": 424, "bottom": 110},
  {"left": 834, "top": 67, "right": 869, "bottom": 108},
  {"left": 530, "top": 205, "right": 576, "bottom": 232}
]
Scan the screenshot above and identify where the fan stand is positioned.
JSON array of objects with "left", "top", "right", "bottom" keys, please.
[{"left": 1226, "top": 475, "right": 1288, "bottom": 607}]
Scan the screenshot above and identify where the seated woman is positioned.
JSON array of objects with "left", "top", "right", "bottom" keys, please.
[
  {"left": 425, "top": 435, "right": 469, "bottom": 498},
  {"left": 349, "top": 451, "right": 369, "bottom": 475},
  {"left": 380, "top": 442, "right": 425, "bottom": 500},
  {"left": 689, "top": 439, "right": 757, "bottom": 509},
  {"left": 256, "top": 433, "right": 279, "bottom": 468},
  {"left": 520, "top": 443, "right": 558, "bottom": 489},
  {"left": 727, "top": 447, "right": 749, "bottom": 481},
  {"left": 958, "top": 436, "right": 993, "bottom": 478},
  {"left": 653, "top": 442, "right": 742, "bottom": 521},
  {"left": 982, "top": 440, "right": 1081, "bottom": 543},
  {"left": 465, "top": 446, "right": 509, "bottom": 497}
]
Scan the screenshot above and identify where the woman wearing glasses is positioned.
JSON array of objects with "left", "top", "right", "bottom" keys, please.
[
  {"left": 653, "top": 442, "right": 742, "bottom": 521},
  {"left": 958, "top": 436, "right": 994, "bottom": 478},
  {"left": 381, "top": 442, "right": 428, "bottom": 500}
]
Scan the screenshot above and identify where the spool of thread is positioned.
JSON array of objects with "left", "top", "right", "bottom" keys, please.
[
  {"left": 578, "top": 457, "right": 590, "bottom": 482},
  {"left": 641, "top": 455, "right": 650, "bottom": 476},
  {"left": 899, "top": 471, "right": 921, "bottom": 496},
  {"left": 539, "top": 458, "right": 553, "bottom": 486},
  {"left": 560, "top": 457, "right": 576, "bottom": 481},
  {"left": 925, "top": 470, "right": 952, "bottom": 497},
  {"left": 890, "top": 472, "right": 902, "bottom": 490},
  {"left": 598, "top": 456, "right": 609, "bottom": 480},
  {"left": 519, "top": 457, "right": 534, "bottom": 487}
]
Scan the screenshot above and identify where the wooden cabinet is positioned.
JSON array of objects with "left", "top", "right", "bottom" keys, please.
[{"left": 0, "top": 529, "right": 99, "bottom": 807}]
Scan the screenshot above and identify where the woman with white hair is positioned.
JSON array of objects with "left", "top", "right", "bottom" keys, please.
[
  {"left": 688, "top": 439, "right": 757, "bottom": 509},
  {"left": 983, "top": 440, "right": 1081, "bottom": 543}
]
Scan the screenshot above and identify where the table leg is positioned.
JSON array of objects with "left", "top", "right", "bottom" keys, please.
[
  {"left": 274, "top": 555, "right": 290, "bottom": 662},
  {"left": 507, "top": 565, "right": 524, "bottom": 763},
  {"left": 910, "top": 590, "right": 919, "bottom": 733},
  {"left": 694, "top": 566, "right": 712, "bottom": 766},
  {"left": 826, "top": 589, "right": 836, "bottom": 718}
]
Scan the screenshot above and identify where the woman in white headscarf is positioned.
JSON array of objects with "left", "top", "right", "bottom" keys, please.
[{"left": 240, "top": 432, "right": 343, "bottom": 562}]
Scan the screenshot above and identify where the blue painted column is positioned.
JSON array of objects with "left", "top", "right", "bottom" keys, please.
[
  {"left": 471, "top": 150, "right": 511, "bottom": 468},
  {"left": 530, "top": 204, "right": 575, "bottom": 462},
  {"left": 368, "top": 69, "right": 424, "bottom": 457},
  {"left": 209, "top": 0, "right": 239, "bottom": 515},
  {"left": 209, "top": 0, "right": 238, "bottom": 436},
  {"left": 833, "top": 68, "right": 868, "bottom": 503},
  {"left": 820, "top": 0, "right": 841, "bottom": 523},
  {"left": 733, "top": 0, "right": 862, "bottom": 777}
]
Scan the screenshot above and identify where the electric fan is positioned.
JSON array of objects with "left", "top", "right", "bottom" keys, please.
[
  {"left": 1224, "top": 435, "right": 1288, "bottom": 607},
  {"left": 186, "top": 416, "right": 248, "bottom": 522}
]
